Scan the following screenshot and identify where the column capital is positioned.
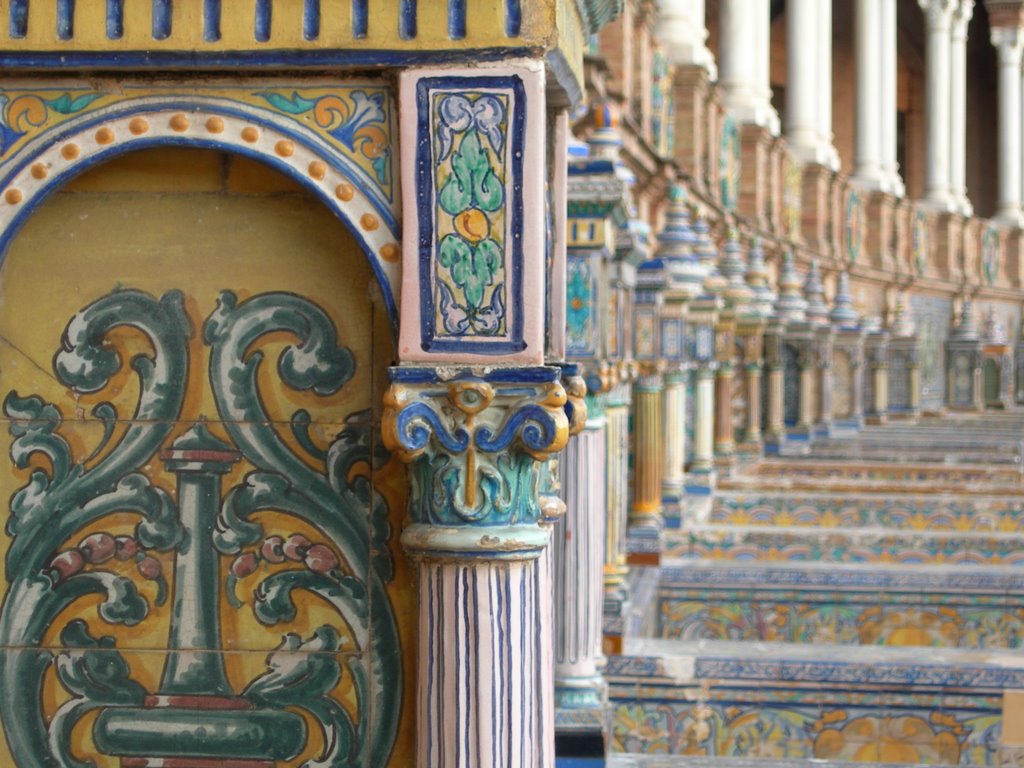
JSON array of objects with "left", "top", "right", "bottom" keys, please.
[
  {"left": 991, "top": 24, "right": 1024, "bottom": 58},
  {"left": 383, "top": 367, "right": 570, "bottom": 555},
  {"left": 953, "top": 0, "right": 975, "bottom": 37},
  {"left": 919, "top": 0, "right": 958, "bottom": 27}
]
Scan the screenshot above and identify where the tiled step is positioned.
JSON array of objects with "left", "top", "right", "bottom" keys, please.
[
  {"left": 796, "top": 443, "right": 1021, "bottom": 465},
  {"left": 722, "top": 460, "right": 1024, "bottom": 493},
  {"left": 663, "top": 526, "right": 1024, "bottom": 566},
  {"left": 609, "top": 757, "right": 934, "bottom": 768},
  {"left": 606, "top": 639, "right": 1019, "bottom": 765},
  {"left": 706, "top": 492, "right": 1024, "bottom": 533},
  {"left": 656, "top": 561, "right": 1024, "bottom": 649}
]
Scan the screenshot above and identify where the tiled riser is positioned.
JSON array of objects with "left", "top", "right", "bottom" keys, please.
[
  {"left": 665, "top": 530, "right": 1024, "bottom": 566},
  {"left": 658, "top": 596, "right": 1024, "bottom": 648},
  {"left": 608, "top": 699, "right": 1000, "bottom": 765},
  {"left": 709, "top": 495, "right": 1024, "bottom": 533}
]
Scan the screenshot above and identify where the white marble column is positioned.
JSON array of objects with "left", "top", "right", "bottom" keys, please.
[
  {"left": 919, "top": 0, "right": 957, "bottom": 210},
  {"left": 719, "top": 0, "right": 778, "bottom": 132},
  {"left": 661, "top": 369, "right": 687, "bottom": 508},
  {"left": 785, "top": 0, "right": 821, "bottom": 162},
  {"left": 992, "top": 25, "right": 1024, "bottom": 226},
  {"left": 691, "top": 365, "right": 716, "bottom": 473},
  {"left": 658, "top": 0, "right": 716, "bottom": 76},
  {"left": 853, "top": 0, "right": 885, "bottom": 189},
  {"left": 880, "top": 0, "right": 904, "bottom": 195},
  {"left": 816, "top": 0, "right": 839, "bottom": 169},
  {"left": 950, "top": 0, "right": 974, "bottom": 215}
]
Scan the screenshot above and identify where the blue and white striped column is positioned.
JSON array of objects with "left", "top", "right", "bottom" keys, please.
[{"left": 554, "top": 407, "right": 608, "bottom": 711}]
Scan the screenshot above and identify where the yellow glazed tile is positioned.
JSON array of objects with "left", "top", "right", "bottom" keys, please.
[{"left": 0, "top": 149, "right": 412, "bottom": 765}]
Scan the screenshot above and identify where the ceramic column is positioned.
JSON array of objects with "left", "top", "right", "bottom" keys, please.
[
  {"left": 881, "top": 0, "right": 904, "bottom": 194},
  {"left": 919, "top": 0, "right": 957, "bottom": 209},
  {"left": 991, "top": 25, "right": 1024, "bottom": 226},
  {"left": 603, "top": 383, "right": 631, "bottom": 604},
  {"left": 798, "top": 345, "right": 816, "bottom": 432},
  {"left": 393, "top": 63, "right": 563, "bottom": 768},
  {"left": 873, "top": 354, "right": 890, "bottom": 416},
  {"left": 719, "top": 0, "right": 778, "bottom": 131},
  {"left": 785, "top": 0, "right": 820, "bottom": 162},
  {"left": 661, "top": 369, "right": 688, "bottom": 509},
  {"left": 384, "top": 373, "right": 569, "bottom": 768},
  {"left": 628, "top": 374, "right": 664, "bottom": 531},
  {"left": 744, "top": 357, "right": 763, "bottom": 444},
  {"left": 554, "top": 404, "right": 607, "bottom": 712},
  {"left": 950, "top": 1, "right": 974, "bottom": 215},
  {"left": 714, "top": 361, "right": 736, "bottom": 456},
  {"left": 853, "top": 0, "right": 885, "bottom": 189},
  {"left": 816, "top": 337, "right": 835, "bottom": 436},
  {"left": 691, "top": 364, "right": 716, "bottom": 475}
]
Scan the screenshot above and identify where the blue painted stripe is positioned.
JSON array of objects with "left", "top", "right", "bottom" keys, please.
[
  {"left": 0, "top": 45, "right": 533, "bottom": 70},
  {"left": 106, "top": 0, "right": 124, "bottom": 38},
  {"left": 203, "top": 0, "right": 220, "bottom": 41},
  {"left": 448, "top": 0, "right": 465, "bottom": 39},
  {"left": 152, "top": 0, "right": 172, "bottom": 39},
  {"left": 10, "top": 0, "right": 27, "bottom": 38},
  {"left": 399, "top": 0, "right": 416, "bottom": 39},
  {"left": 56, "top": 0, "right": 74, "bottom": 39},
  {"left": 303, "top": 0, "right": 319, "bottom": 40},
  {"left": 352, "top": 0, "right": 367, "bottom": 38},
  {"left": 57, "top": 0, "right": 74, "bottom": 40},
  {"left": 505, "top": 0, "right": 521, "bottom": 36},
  {"left": 255, "top": 0, "right": 271, "bottom": 41}
]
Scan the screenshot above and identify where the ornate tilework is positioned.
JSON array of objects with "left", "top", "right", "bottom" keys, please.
[{"left": 415, "top": 76, "right": 526, "bottom": 354}]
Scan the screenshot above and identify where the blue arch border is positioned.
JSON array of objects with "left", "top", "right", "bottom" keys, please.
[{"left": 0, "top": 96, "right": 401, "bottom": 333}]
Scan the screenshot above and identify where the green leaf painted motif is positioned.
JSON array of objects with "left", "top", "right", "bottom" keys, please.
[
  {"left": 438, "top": 234, "right": 500, "bottom": 310},
  {"left": 255, "top": 90, "right": 318, "bottom": 115},
  {"left": 44, "top": 93, "right": 102, "bottom": 115},
  {"left": 438, "top": 131, "right": 503, "bottom": 215}
]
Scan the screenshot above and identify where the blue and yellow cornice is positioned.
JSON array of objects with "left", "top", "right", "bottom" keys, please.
[{"left": 0, "top": 1, "right": 619, "bottom": 108}]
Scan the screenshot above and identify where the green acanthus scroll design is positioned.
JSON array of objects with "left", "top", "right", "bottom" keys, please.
[{"left": 0, "top": 288, "right": 400, "bottom": 767}]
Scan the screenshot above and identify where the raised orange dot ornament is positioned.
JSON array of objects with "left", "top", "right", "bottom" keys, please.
[
  {"left": 335, "top": 183, "right": 354, "bottom": 201},
  {"left": 129, "top": 117, "right": 150, "bottom": 135},
  {"left": 95, "top": 127, "right": 115, "bottom": 145},
  {"left": 61, "top": 143, "right": 80, "bottom": 160},
  {"left": 4, "top": 189, "right": 23, "bottom": 205},
  {"left": 360, "top": 213, "right": 379, "bottom": 231},
  {"left": 241, "top": 127, "right": 260, "bottom": 143},
  {"left": 205, "top": 117, "right": 225, "bottom": 134},
  {"left": 275, "top": 140, "right": 294, "bottom": 157},
  {"left": 169, "top": 114, "right": 189, "bottom": 132},
  {"left": 380, "top": 243, "right": 400, "bottom": 262},
  {"left": 30, "top": 163, "right": 47, "bottom": 180},
  {"left": 308, "top": 161, "right": 327, "bottom": 180}
]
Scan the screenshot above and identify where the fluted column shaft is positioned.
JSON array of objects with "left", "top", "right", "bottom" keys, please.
[
  {"left": 745, "top": 363, "right": 763, "bottom": 444},
  {"left": 991, "top": 25, "right": 1024, "bottom": 225},
  {"left": 798, "top": 362, "right": 816, "bottom": 429},
  {"left": 628, "top": 375, "right": 664, "bottom": 529},
  {"left": 919, "top": 0, "right": 957, "bottom": 209},
  {"left": 603, "top": 392, "right": 630, "bottom": 602},
  {"left": 714, "top": 364, "right": 736, "bottom": 455},
  {"left": 692, "top": 366, "right": 716, "bottom": 471},
  {"left": 661, "top": 370, "right": 687, "bottom": 506},
  {"left": 554, "top": 415, "right": 608, "bottom": 710},
  {"left": 874, "top": 362, "right": 890, "bottom": 415},
  {"left": 786, "top": 0, "right": 820, "bottom": 160}
]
